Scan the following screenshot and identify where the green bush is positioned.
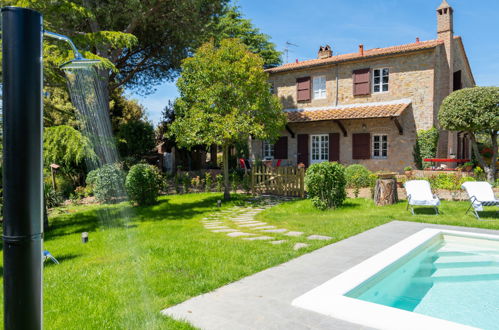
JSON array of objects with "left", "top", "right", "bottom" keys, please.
[
  {"left": 125, "top": 164, "right": 160, "bottom": 206},
  {"left": 305, "top": 162, "right": 347, "bottom": 210},
  {"left": 44, "top": 174, "right": 75, "bottom": 199},
  {"left": 86, "top": 164, "right": 125, "bottom": 204},
  {"left": 344, "top": 164, "right": 373, "bottom": 197},
  {"left": 427, "top": 173, "right": 476, "bottom": 190},
  {"left": 216, "top": 174, "right": 224, "bottom": 192},
  {"left": 44, "top": 184, "right": 63, "bottom": 209},
  {"left": 204, "top": 172, "right": 213, "bottom": 192},
  {"left": 413, "top": 128, "right": 439, "bottom": 169}
]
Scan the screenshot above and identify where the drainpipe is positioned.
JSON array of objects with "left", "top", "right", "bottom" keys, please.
[
  {"left": 2, "top": 7, "right": 44, "bottom": 330},
  {"left": 334, "top": 64, "right": 339, "bottom": 106}
]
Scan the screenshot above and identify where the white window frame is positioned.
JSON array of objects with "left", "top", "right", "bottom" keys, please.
[
  {"left": 312, "top": 75, "right": 327, "bottom": 100},
  {"left": 372, "top": 134, "right": 388, "bottom": 159},
  {"left": 263, "top": 141, "right": 274, "bottom": 160},
  {"left": 372, "top": 68, "right": 389, "bottom": 93},
  {"left": 310, "top": 134, "right": 329, "bottom": 164}
]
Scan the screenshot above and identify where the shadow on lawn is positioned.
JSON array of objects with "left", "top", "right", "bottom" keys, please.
[{"left": 45, "top": 194, "right": 243, "bottom": 240}]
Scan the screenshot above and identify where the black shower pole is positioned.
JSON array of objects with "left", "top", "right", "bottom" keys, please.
[{"left": 2, "top": 6, "right": 44, "bottom": 330}]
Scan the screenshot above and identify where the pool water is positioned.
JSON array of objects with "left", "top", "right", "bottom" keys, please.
[{"left": 346, "top": 234, "right": 499, "bottom": 329}]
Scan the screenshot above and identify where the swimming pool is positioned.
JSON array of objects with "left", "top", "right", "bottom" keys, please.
[{"left": 292, "top": 229, "right": 499, "bottom": 330}]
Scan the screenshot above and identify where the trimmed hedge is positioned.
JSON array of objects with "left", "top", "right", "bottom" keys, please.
[
  {"left": 305, "top": 162, "right": 346, "bottom": 210},
  {"left": 125, "top": 164, "right": 160, "bottom": 206}
]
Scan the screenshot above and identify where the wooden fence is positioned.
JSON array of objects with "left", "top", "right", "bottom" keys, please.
[{"left": 251, "top": 166, "right": 305, "bottom": 197}]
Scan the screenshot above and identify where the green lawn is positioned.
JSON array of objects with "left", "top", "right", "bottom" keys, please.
[{"left": 0, "top": 194, "right": 497, "bottom": 329}]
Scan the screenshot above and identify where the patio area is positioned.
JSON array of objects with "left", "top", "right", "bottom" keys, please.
[{"left": 162, "top": 221, "right": 499, "bottom": 330}]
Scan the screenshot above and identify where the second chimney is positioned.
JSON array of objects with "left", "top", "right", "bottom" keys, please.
[
  {"left": 359, "top": 44, "right": 364, "bottom": 56},
  {"left": 318, "top": 45, "right": 333, "bottom": 59}
]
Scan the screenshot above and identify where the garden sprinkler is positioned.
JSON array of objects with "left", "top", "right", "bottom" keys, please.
[{"left": 1, "top": 6, "right": 99, "bottom": 330}]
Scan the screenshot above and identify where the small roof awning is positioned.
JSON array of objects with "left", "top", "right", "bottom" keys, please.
[{"left": 286, "top": 100, "right": 410, "bottom": 123}]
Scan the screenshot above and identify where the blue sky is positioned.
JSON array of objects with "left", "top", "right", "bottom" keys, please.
[{"left": 128, "top": 0, "right": 499, "bottom": 124}]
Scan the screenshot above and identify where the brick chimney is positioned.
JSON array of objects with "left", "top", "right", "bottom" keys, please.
[
  {"left": 358, "top": 44, "right": 364, "bottom": 56},
  {"left": 436, "top": 0, "right": 454, "bottom": 93},
  {"left": 317, "top": 45, "right": 332, "bottom": 59}
]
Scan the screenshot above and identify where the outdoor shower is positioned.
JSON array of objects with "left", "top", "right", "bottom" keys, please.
[{"left": 1, "top": 6, "right": 100, "bottom": 329}]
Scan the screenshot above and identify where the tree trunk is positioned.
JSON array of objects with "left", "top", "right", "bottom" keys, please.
[
  {"left": 374, "top": 178, "right": 398, "bottom": 206},
  {"left": 470, "top": 132, "right": 497, "bottom": 183},
  {"left": 223, "top": 144, "right": 230, "bottom": 200}
]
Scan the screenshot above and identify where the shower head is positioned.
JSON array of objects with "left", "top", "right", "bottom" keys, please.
[
  {"left": 59, "top": 58, "right": 101, "bottom": 70},
  {"left": 43, "top": 30, "right": 100, "bottom": 69}
]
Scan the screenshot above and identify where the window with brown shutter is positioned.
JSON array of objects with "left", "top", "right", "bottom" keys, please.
[
  {"left": 274, "top": 137, "right": 288, "bottom": 159},
  {"left": 352, "top": 133, "right": 371, "bottom": 159},
  {"left": 353, "top": 68, "right": 370, "bottom": 96},
  {"left": 329, "top": 133, "right": 340, "bottom": 162},
  {"left": 296, "top": 77, "right": 311, "bottom": 102}
]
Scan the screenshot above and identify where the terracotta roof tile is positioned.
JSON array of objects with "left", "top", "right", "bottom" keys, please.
[
  {"left": 286, "top": 102, "right": 410, "bottom": 122},
  {"left": 267, "top": 39, "right": 445, "bottom": 74}
]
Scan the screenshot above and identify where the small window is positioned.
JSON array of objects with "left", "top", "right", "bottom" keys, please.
[
  {"left": 263, "top": 141, "right": 274, "bottom": 160},
  {"left": 372, "top": 134, "right": 388, "bottom": 159},
  {"left": 373, "top": 68, "right": 389, "bottom": 93},
  {"left": 313, "top": 76, "right": 326, "bottom": 99}
]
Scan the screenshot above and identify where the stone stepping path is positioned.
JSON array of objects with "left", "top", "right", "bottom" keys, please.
[{"left": 200, "top": 196, "right": 333, "bottom": 249}]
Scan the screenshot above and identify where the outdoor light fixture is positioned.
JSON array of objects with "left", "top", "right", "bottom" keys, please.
[
  {"left": 81, "top": 232, "right": 89, "bottom": 243},
  {"left": 217, "top": 200, "right": 222, "bottom": 207}
]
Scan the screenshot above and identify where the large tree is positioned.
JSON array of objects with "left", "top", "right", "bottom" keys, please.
[
  {"left": 170, "top": 38, "right": 285, "bottom": 199},
  {"left": 212, "top": 6, "right": 282, "bottom": 68},
  {"left": 439, "top": 87, "right": 499, "bottom": 182},
  {"left": 6, "top": 0, "right": 228, "bottom": 93}
]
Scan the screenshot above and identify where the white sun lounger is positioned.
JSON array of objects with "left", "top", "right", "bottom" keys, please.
[
  {"left": 461, "top": 181, "right": 499, "bottom": 219},
  {"left": 404, "top": 180, "right": 440, "bottom": 215}
]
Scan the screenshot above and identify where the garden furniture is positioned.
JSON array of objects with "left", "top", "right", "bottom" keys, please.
[
  {"left": 404, "top": 180, "right": 440, "bottom": 215},
  {"left": 462, "top": 181, "right": 499, "bottom": 220}
]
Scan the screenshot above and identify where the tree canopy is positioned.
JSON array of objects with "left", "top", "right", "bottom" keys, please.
[
  {"left": 212, "top": 6, "right": 282, "bottom": 68},
  {"left": 170, "top": 38, "right": 285, "bottom": 198},
  {"left": 5, "top": 0, "right": 229, "bottom": 94},
  {"left": 43, "top": 125, "right": 96, "bottom": 172},
  {"left": 439, "top": 87, "right": 499, "bottom": 182}
]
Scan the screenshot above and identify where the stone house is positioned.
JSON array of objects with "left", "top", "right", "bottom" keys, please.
[{"left": 250, "top": 0, "right": 475, "bottom": 172}]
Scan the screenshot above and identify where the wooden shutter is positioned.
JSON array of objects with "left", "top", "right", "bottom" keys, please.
[
  {"left": 296, "top": 77, "right": 311, "bottom": 102},
  {"left": 352, "top": 133, "right": 371, "bottom": 159},
  {"left": 353, "top": 68, "right": 370, "bottom": 96},
  {"left": 274, "top": 136, "right": 288, "bottom": 159},
  {"left": 297, "top": 134, "right": 309, "bottom": 166},
  {"left": 329, "top": 133, "right": 340, "bottom": 162}
]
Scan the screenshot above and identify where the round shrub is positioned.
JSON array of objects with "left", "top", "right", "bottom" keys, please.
[
  {"left": 125, "top": 164, "right": 160, "bottom": 206},
  {"left": 344, "top": 164, "right": 374, "bottom": 198},
  {"left": 305, "top": 162, "right": 347, "bottom": 210},
  {"left": 87, "top": 164, "right": 126, "bottom": 204}
]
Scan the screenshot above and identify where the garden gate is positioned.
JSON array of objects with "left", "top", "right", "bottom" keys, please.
[{"left": 251, "top": 166, "right": 305, "bottom": 197}]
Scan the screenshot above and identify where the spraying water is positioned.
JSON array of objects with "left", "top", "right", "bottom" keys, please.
[{"left": 63, "top": 66, "right": 157, "bottom": 326}]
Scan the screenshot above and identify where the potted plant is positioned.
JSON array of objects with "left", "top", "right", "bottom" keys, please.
[
  {"left": 463, "top": 161, "right": 474, "bottom": 172},
  {"left": 404, "top": 166, "right": 413, "bottom": 177}
]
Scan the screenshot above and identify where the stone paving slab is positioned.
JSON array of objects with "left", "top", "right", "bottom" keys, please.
[
  {"left": 227, "top": 232, "right": 256, "bottom": 237},
  {"left": 307, "top": 235, "right": 332, "bottom": 240},
  {"left": 204, "top": 226, "right": 228, "bottom": 229},
  {"left": 253, "top": 226, "right": 276, "bottom": 230},
  {"left": 237, "top": 222, "right": 267, "bottom": 227},
  {"left": 270, "top": 240, "right": 287, "bottom": 245},
  {"left": 261, "top": 228, "right": 288, "bottom": 233},
  {"left": 163, "top": 221, "right": 499, "bottom": 330},
  {"left": 211, "top": 229, "right": 239, "bottom": 233},
  {"left": 293, "top": 243, "right": 309, "bottom": 250},
  {"left": 242, "top": 236, "right": 273, "bottom": 241},
  {"left": 284, "top": 231, "right": 304, "bottom": 237}
]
